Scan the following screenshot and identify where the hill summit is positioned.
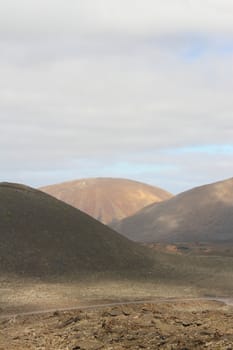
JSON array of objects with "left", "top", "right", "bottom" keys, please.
[
  {"left": 0, "top": 182, "right": 152, "bottom": 277},
  {"left": 40, "top": 177, "right": 172, "bottom": 224},
  {"left": 113, "top": 177, "right": 233, "bottom": 243}
]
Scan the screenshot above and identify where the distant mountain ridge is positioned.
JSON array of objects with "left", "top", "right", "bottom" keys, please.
[
  {"left": 113, "top": 177, "right": 233, "bottom": 243},
  {"left": 40, "top": 177, "right": 172, "bottom": 224},
  {"left": 0, "top": 182, "right": 153, "bottom": 277}
]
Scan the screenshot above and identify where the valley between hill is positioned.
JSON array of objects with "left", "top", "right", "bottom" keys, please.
[
  {"left": 2, "top": 246, "right": 233, "bottom": 316},
  {"left": 2, "top": 180, "right": 233, "bottom": 349}
]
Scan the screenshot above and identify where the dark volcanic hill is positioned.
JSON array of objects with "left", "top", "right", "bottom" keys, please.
[
  {"left": 40, "top": 178, "right": 172, "bottom": 224},
  {"left": 0, "top": 182, "right": 152, "bottom": 277},
  {"left": 113, "top": 177, "right": 233, "bottom": 243}
]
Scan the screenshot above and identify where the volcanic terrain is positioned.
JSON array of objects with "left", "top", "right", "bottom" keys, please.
[
  {"left": 40, "top": 177, "right": 172, "bottom": 224},
  {"left": 2, "top": 300, "right": 233, "bottom": 350},
  {"left": 0, "top": 182, "right": 152, "bottom": 277},
  {"left": 3, "top": 181, "right": 233, "bottom": 350},
  {"left": 114, "top": 177, "right": 233, "bottom": 243}
]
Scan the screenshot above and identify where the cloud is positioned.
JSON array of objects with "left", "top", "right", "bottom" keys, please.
[
  {"left": 0, "top": 0, "right": 233, "bottom": 192},
  {"left": 1, "top": 0, "right": 233, "bottom": 39}
]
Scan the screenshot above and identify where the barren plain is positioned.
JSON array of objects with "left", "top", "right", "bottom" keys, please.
[{"left": 2, "top": 246, "right": 233, "bottom": 350}]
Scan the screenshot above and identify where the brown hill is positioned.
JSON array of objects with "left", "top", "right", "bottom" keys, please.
[
  {"left": 0, "top": 182, "right": 153, "bottom": 277},
  {"left": 113, "top": 177, "right": 233, "bottom": 243},
  {"left": 40, "top": 178, "right": 172, "bottom": 224}
]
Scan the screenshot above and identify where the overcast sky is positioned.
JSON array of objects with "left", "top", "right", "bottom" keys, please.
[{"left": 1, "top": 0, "right": 233, "bottom": 194}]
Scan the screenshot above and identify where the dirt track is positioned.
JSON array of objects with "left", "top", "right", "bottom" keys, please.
[
  {"left": 1, "top": 299, "right": 233, "bottom": 350},
  {"left": 1, "top": 297, "right": 232, "bottom": 319}
]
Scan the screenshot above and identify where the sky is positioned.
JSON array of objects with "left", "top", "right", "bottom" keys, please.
[{"left": 1, "top": 0, "right": 233, "bottom": 194}]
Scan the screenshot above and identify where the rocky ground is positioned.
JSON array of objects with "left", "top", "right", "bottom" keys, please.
[{"left": 1, "top": 299, "right": 233, "bottom": 349}]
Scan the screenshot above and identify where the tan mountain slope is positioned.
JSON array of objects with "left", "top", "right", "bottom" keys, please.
[
  {"left": 0, "top": 182, "right": 153, "bottom": 277},
  {"left": 113, "top": 177, "right": 233, "bottom": 243},
  {"left": 40, "top": 178, "right": 172, "bottom": 224}
]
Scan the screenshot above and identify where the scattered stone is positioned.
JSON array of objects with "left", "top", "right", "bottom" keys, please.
[
  {"left": 58, "top": 316, "right": 81, "bottom": 328},
  {"left": 182, "top": 321, "right": 192, "bottom": 327},
  {"left": 74, "top": 340, "right": 103, "bottom": 350},
  {"left": 12, "top": 335, "right": 20, "bottom": 340},
  {"left": 1, "top": 301, "right": 233, "bottom": 350},
  {"left": 122, "top": 309, "right": 130, "bottom": 316},
  {"left": 102, "top": 309, "right": 122, "bottom": 317}
]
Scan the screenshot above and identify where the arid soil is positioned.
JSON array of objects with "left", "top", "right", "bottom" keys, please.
[{"left": 1, "top": 300, "right": 233, "bottom": 350}]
